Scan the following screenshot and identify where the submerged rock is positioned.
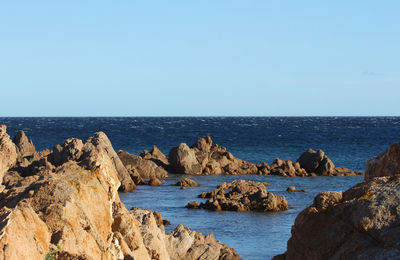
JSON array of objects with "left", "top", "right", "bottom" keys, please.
[{"left": 195, "top": 180, "right": 288, "bottom": 212}]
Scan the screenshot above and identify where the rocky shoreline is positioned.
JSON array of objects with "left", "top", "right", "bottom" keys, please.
[
  {"left": 0, "top": 124, "right": 397, "bottom": 259},
  {"left": 0, "top": 125, "right": 239, "bottom": 259}
]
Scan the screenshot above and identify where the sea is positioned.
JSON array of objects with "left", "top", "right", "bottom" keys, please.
[{"left": 1, "top": 117, "right": 400, "bottom": 259}]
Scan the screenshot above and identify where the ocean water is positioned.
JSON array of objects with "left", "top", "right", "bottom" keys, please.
[{"left": 2, "top": 117, "right": 400, "bottom": 259}]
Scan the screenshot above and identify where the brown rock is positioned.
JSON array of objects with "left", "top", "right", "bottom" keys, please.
[
  {"left": 287, "top": 186, "right": 307, "bottom": 192},
  {"left": 12, "top": 130, "right": 36, "bottom": 158},
  {"left": 148, "top": 178, "right": 162, "bottom": 186},
  {"left": 275, "top": 177, "right": 400, "bottom": 259},
  {"left": 118, "top": 150, "right": 168, "bottom": 179},
  {"left": 186, "top": 201, "right": 199, "bottom": 209},
  {"left": 197, "top": 180, "right": 288, "bottom": 212},
  {"left": 140, "top": 145, "right": 169, "bottom": 169},
  {"left": 166, "top": 224, "right": 240, "bottom": 260},
  {"left": 296, "top": 148, "right": 325, "bottom": 173},
  {"left": 366, "top": 141, "right": 400, "bottom": 180},
  {"left": 0, "top": 125, "right": 18, "bottom": 182},
  {"left": 168, "top": 143, "right": 202, "bottom": 174},
  {"left": 81, "top": 132, "right": 136, "bottom": 192},
  {"left": 176, "top": 177, "right": 199, "bottom": 187}
]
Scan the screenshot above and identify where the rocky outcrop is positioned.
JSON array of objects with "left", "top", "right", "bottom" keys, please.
[
  {"left": 274, "top": 142, "right": 400, "bottom": 260},
  {"left": 0, "top": 125, "right": 18, "bottom": 182},
  {"left": 176, "top": 178, "right": 199, "bottom": 187},
  {"left": 118, "top": 150, "right": 168, "bottom": 179},
  {"left": 365, "top": 141, "right": 400, "bottom": 180},
  {"left": 140, "top": 145, "right": 169, "bottom": 169},
  {"left": 0, "top": 127, "right": 239, "bottom": 260},
  {"left": 168, "top": 137, "right": 259, "bottom": 175},
  {"left": 266, "top": 158, "right": 308, "bottom": 177},
  {"left": 12, "top": 130, "right": 35, "bottom": 158},
  {"left": 274, "top": 176, "right": 400, "bottom": 260},
  {"left": 169, "top": 143, "right": 202, "bottom": 174},
  {"left": 193, "top": 180, "right": 288, "bottom": 212},
  {"left": 296, "top": 148, "right": 362, "bottom": 176},
  {"left": 167, "top": 224, "right": 240, "bottom": 260}
]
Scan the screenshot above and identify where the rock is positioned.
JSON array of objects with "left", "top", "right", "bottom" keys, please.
[
  {"left": 118, "top": 150, "right": 168, "bottom": 179},
  {"left": 168, "top": 143, "right": 202, "bottom": 174},
  {"left": 176, "top": 177, "right": 199, "bottom": 187},
  {"left": 0, "top": 125, "right": 18, "bottom": 183},
  {"left": 274, "top": 176, "right": 400, "bottom": 259},
  {"left": 286, "top": 186, "right": 307, "bottom": 192},
  {"left": 168, "top": 136, "right": 261, "bottom": 176},
  {"left": 296, "top": 148, "right": 326, "bottom": 173},
  {"left": 0, "top": 128, "right": 239, "bottom": 260},
  {"left": 130, "top": 208, "right": 170, "bottom": 260},
  {"left": 81, "top": 132, "right": 136, "bottom": 192},
  {"left": 140, "top": 145, "right": 169, "bottom": 169},
  {"left": 12, "top": 130, "right": 35, "bottom": 158},
  {"left": 286, "top": 186, "right": 296, "bottom": 192},
  {"left": 148, "top": 178, "right": 162, "bottom": 186},
  {"left": 269, "top": 159, "right": 308, "bottom": 177},
  {"left": 296, "top": 148, "right": 362, "bottom": 176},
  {"left": 365, "top": 141, "right": 400, "bottom": 180},
  {"left": 166, "top": 224, "right": 240, "bottom": 260},
  {"left": 197, "top": 180, "right": 288, "bottom": 212},
  {"left": 186, "top": 201, "right": 199, "bottom": 209}
]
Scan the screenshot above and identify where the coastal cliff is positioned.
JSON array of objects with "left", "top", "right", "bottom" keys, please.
[{"left": 0, "top": 125, "right": 239, "bottom": 260}]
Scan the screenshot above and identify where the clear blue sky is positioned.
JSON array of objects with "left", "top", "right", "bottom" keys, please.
[{"left": 1, "top": 1, "right": 399, "bottom": 116}]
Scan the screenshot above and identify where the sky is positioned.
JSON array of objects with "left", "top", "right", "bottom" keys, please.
[{"left": 0, "top": 1, "right": 399, "bottom": 116}]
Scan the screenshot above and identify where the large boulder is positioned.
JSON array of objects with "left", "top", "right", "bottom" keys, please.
[
  {"left": 169, "top": 143, "right": 202, "bottom": 174},
  {"left": 273, "top": 176, "right": 400, "bottom": 260},
  {"left": 12, "top": 130, "right": 35, "bottom": 158},
  {"left": 296, "top": 148, "right": 326, "bottom": 173},
  {"left": 0, "top": 125, "right": 18, "bottom": 182},
  {"left": 118, "top": 150, "right": 168, "bottom": 179},
  {"left": 296, "top": 148, "right": 361, "bottom": 176},
  {"left": 365, "top": 141, "right": 400, "bottom": 180},
  {"left": 195, "top": 180, "right": 288, "bottom": 212}
]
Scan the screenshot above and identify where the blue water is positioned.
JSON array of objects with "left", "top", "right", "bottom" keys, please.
[{"left": 1, "top": 117, "right": 400, "bottom": 259}]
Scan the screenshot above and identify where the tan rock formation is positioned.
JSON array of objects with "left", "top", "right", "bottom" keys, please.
[
  {"left": 366, "top": 141, "right": 400, "bottom": 180},
  {"left": 0, "top": 127, "right": 239, "bottom": 260},
  {"left": 196, "top": 180, "right": 288, "bottom": 212},
  {"left": 140, "top": 145, "right": 169, "bottom": 168},
  {"left": 0, "top": 125, "right": 17, "bottom": 182},
  {"left": 176, "top": 177, "right": 199, "bottom": 187},
  {"left": 169, "top": 143, "right": 202, "bottom": 174},
  {"left": 274, "top": 176, "right": 400, "bottom": 260},
  {"left": 118, "top": 150, "right": 168, "bottom": 179},
  {"left": 166, "top": 224, "right": 240, "bottom": 260},
  {"left": 12, "top": 130, "right": 35, "bottom": 158}
]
